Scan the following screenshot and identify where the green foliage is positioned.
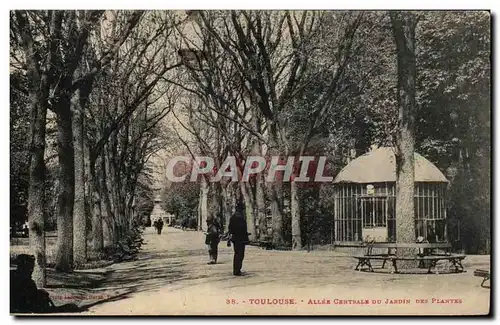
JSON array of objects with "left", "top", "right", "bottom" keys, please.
[
  {"left": 10, "top": 71, "right": 59, "bottom": 230},
  {"left": 299, "top": 186, "right": 334, "bottom": 248},
  {"left": 10, "top": 72, "right": 30, "bottom": 226},
  {"left": 416, "top": 11, "right": 490, "bottom": 168},
  {"left": 415, "top": 11, "right": 490, "bottom": 254},
  {"left": 105, "top": 224, "right": 145, "bottom": 263},
  {"left": 134, "top": 177, "right": 155, "bottom": 220},
  {"left": 161, "top": 181, "right": 200, "bottom": 228}
]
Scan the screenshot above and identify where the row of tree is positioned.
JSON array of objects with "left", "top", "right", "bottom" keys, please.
[
  {"left": 161, "top": 10, "right": 490, "bottom": 253},
  {"left": 10, "top": 10, "right": 188, "bottom": 287}
]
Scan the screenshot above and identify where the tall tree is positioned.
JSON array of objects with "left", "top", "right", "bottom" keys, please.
[
  {"left": 49, "top": 11, "right": 143, "bottom": 270},
  {"left": 390, "top": 11, "right": 419, "bottom": 247},
  {"left": 85, "top": 10, "right": 181, "bottom": 253},
  {"left": 185, "top": 10, "right": 367, "bottom": 249},
  {"left": 11, "top": 10, "right": 62, "bottom": 286}
]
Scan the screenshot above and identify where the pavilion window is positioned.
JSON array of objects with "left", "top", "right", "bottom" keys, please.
[
  {"left": 414, "top": 183, "right": 447, "bottom": 242},
  {"left": 360, "top": 196, "right": 387, "bottom": 228}
]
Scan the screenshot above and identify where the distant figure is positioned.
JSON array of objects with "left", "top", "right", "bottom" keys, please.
[
  {"left": 22, "top": 221, "right": 29, "bottom": 238},
  {"left": 159, "top": 218, "right": 165, "bottom": 234},
  {"left": 205, "top": 219, "right": 221, "bottom": 264},
  {"left": 10, "top": 254, "right": 79, "bottom": 313},
  {"left": 228, "top": 209, "right": 249, "bottom": 276},
  {"left": 155, "top": 218, "right": 164, "bottom": 235}
]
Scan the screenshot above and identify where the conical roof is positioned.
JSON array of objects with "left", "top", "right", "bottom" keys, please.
[{"left": 333, "top": 147, "right": 448, "bottom": 184}]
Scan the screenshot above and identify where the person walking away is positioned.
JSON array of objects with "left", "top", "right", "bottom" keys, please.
[
  {"left": 228, "top": 209, "right": 249, "bottom": 276},
  {"left": 205, "top": 219, "right": 221, "bottom": 264},
  {"left": 153, "top": 218, "right": 159, "bottom": 233},
  {"left": 157, "top": 218, "right": 164, "bottom": 235}
]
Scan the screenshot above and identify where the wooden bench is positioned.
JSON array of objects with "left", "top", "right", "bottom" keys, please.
[
  {"left": 474, "top": 269, "right": 490, "bottom": 288},
  {"left": 354, "top": 255, "right": 392, "bottom": 272},
  {"left": 247, "top": 236, "right": 275, "bottom": 250},
  {"left": 248, "top": 240, "right": 274, "bottom": 250},
  {"left": 354, "top": 242, "right": 465, "bottom": 274},
  {"left": 259, "top": 241, "right": 275, "bottom": 250}
]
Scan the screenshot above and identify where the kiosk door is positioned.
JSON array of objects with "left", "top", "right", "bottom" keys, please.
[{"left": 359, "top": 197, "right": 388, "bottom": 242}]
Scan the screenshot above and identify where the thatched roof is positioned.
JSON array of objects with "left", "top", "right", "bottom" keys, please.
[{"left": 333, "top": 147, "right": 448, "bottom": 184}]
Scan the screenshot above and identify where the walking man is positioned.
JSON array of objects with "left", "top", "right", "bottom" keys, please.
[
  {"left": 205, "top": 218, "right": 221, "bottom": 264},
  {"left": 156, "top": 218, "right": 164, "bottom": 235},
  {"left": 228, "top": 207, "right": 249, "bottom": 276}
]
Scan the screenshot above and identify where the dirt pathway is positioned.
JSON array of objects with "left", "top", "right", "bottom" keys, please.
[{"left": 74, "top": 226, "right": 490, "bottom": 315}]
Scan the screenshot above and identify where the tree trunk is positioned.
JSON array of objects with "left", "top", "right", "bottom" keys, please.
[
  {"left": 290, "top": 180, "right": 302, "bottom": 250},
  {"left": 221, "top": 184, "right": 231, "bottom": 233},
  {"left": 16, "top": 9, "right": 60, "bottom": 287},
  {"left": 391, "top": 12, "right": 418, "bottom": 266},
  {"left": 267, "top": 136, "right": 285, "bottom": 246},
  {"left": 290, "top": 147, "right": 307, "bottom": 250},
  {"left": 100, "top": 152, "right": 114, "bottom": 246},
  {"left": 200, "top": 178, "right": 209, "bottom": 232},
  {"left": 210, "top": 182, "right": 224, "bottom": 224},
  {"left": 114, "top": 182, "right": 127, "bottom": 242},
  {"left": 84, "top": 133, "right": 92, "bottom": 242},
  {"left": 54, "top": 95, "right": 75, "bottom": 272},
  {"left": 255, "top": 175, "right": 267, "bottom": 241},
  {"left": 269, "top": 183, "right": 284, "bottom": 246},
  {"left": 197, "top": 194, "right": 202, "bottom": 231},
  {"left": 27, "top": 78, "right": 48, "bottom": 287},
  {"left": 240, "top": 182, "right": 256, "bottom": 242},
  {"left": 91, "top": 185, "right": 104, "bottom": 253},
  {"left": 72, "top": 87, "right": 87, "bottom": 267},
  {"left": 251, "top": 119, "right": 268, "bottom": 242},
  {"left": 90, "top": 162, "right": 104, "bottom": 257}
]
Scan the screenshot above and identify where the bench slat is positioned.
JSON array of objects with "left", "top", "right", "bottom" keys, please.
[
  {"left": 474, "top": 270, "right": 490, "bottom": 277},
  {"left": 353, "top": 255, "right": 465, "bottom": 261},
  {"left": 368, "top": 243, "right": 451, "bottom": 249}
]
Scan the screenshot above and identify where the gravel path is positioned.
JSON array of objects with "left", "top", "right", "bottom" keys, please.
[{"left": 74, "top": 226, "right": 491, "bottom": 315}]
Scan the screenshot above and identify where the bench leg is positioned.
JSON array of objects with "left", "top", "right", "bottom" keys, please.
[
  {"left": 355, "top": 259, "right": 376, "bottom": 272},
  {"left": 390, "top": 259, "right": 398, "bottom": 274},
  {"left": 418, "top": 256, "right": 425, "bottom": 269},
  {"left": 367, "top": 260, "right": 374, "bottom": 272},
  {"left": 427, "top": 260, "right": 438, "bottom": 274},
  {"left": 382, "top": 259, "right": 386, "bottom": 269},
  {"left": 355, "top": 259, "right": 369, "bottom": 271},
  {"left": 481, "top": 276, "right": 490, "bottom": 288},
  {"left": 355, "top": 260, "right": 362, "bottom": 271},
  {"left": 450, "top": 259, "right": 464, "bottom": 273}
]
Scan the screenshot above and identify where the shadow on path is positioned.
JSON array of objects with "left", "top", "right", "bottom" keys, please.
[{"left": 47, "top": 227, "right": 213, "bottom": 310}]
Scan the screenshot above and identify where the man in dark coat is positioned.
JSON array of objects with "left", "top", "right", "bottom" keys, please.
[
  {"left": 228, "top": 208, "right": 249, "bottom": 276},
  {"left": 205, "top": 218, "right": 221, "bottom": 264},
  {"left": 157, "top": 218, "right": 164, "bottom": 235}
]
